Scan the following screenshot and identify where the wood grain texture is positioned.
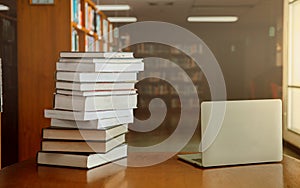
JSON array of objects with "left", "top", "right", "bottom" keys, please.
[
  {"left": 0, "top": 155, "right": 300, "bottom": 187},
  {"left": 17, "top": 0, "right": 71, "bottom": 161}
]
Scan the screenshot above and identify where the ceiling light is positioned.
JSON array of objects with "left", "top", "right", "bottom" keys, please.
[
  {"left": 187, "top": 16, "right": 239, "bottom": 23},
  {"left": 108, "top": 17, "right": 137, "bottom": 23},
  {"left": 96, "top": 5, "right": 130, "bottom": 11},
  {"left": 0, "top": 4, "right": 9, "bottom": 11}
]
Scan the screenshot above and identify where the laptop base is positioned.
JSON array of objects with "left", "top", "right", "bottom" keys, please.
[{"left": 177, "top": 153, "right": 203, "bottom": 167}]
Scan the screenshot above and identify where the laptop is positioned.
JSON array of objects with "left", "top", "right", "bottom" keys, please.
[{"left": 178, "top": 99, "right": 283, "bottom": 167}]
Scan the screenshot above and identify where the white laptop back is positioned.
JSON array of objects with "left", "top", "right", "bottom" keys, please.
[{"left": 201, "top": 99, "right": 282, "bottom": 167}]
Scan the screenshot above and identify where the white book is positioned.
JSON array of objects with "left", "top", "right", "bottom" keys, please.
[
  {"left": 45, "top": 109, "right": 133, "bottom": 121},
  {"left": 56, "top": 89, "right": 137, "bottom": 96},
  {"left": 43, "top": 124, "right": 128, "bottom": 141},
  {"left": 56, "top": 62, "right": 144, "bottom": 72},
  {"left": 56, "top": 81, "right": 136, "bottom": 91},
  {"left": 37, "top": 158, "right": 126, "bottom": 182},
  {"left": 60, "top": 52, "right": 134, "bottom": 58},
  {"left": 59, "top": 58, "right": 143, "bottom": 63},
  {"left": 54, "top": 94, "right": 137, "bottom": 111},
  {"left": 56, "top": 72, "right": 137, "bottom": 82},
  {"left": 37, "top": 144, "right": 127, "bottom": 169},
  {"left": 42, "top": 134, "right": 125, "bottom": 153},
  {"left": 51, "top": 116, "right": 133, "bottom": 129}
]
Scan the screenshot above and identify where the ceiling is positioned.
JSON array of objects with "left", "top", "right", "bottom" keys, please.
[{"left": 94, "top": 0, "right": 264, "bottom": 25}]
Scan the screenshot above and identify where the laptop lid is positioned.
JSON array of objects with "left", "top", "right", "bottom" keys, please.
[{"left": 201, "top": 99, "right": 282, "bottom": 167}]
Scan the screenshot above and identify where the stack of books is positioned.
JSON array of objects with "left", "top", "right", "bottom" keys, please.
[{"left": 37, "top": 52, "right": 144, "bottom": 169}]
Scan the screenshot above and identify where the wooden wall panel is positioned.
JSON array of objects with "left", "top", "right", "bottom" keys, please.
[{"left": 17, "top": 0, "right": 71, "bottom": 161}]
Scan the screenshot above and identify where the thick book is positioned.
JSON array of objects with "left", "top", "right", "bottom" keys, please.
[
  {"left": 56, "top": 62, "right": 144, "bottom": 72},
  {"left": 42, "top": 124, "right": 128, "bottom": 141},
  {"left": 45, "top": 109, "right": 133, "bottom": 121},
  {"left": 59, "top": 52, "right": 134, "bottom": 58},
  {"left": 56, "top": 81, "right": 136, "bottom": 91},
  {"left": 51, "top": 116, "right": 133, "bottom": 129},
  {"left": 59, "top": 58, "right": 143, "bottom": 63},
  {"left": 37, "top": 144, "right": 127, "bottom": 169},
  {"left": 41, "top": 134, "right": 125, "bottom": 153},
  {"left": 37, "top": 159, "right": 126, "bottom": 182},
  {"left": 56, "top": 72, "right": 137, "bottom": 82},
  {"left": 54, "top": 94, "right": 137, "bottom": 111},
  {"left": 56, "top": 89, "right": 137, "bottom": 97}
]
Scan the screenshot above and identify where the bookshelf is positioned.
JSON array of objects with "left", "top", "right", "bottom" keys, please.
[
  {"left": 70, "top": 0, "right": 114, "bottom": 52},
  {"left": 129, "top": 43, "right": 210, "bottom": 112},
  {"left": 17, "top": 0, "right": 114, "bottom": 161}
]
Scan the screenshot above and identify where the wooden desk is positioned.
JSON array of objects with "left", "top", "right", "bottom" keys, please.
[{"left": 0, "top": 154, "right": 299, "bottom": 188}]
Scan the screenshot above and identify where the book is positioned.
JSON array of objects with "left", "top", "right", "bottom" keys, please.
[
  {"left": 56, "top": 81, "right": 136, "bottom": 91},
  {"left": 50, "top": 116, "right": 133, "bottom": 129},
  {"left": 59, "top": 52, "right": 134, "bottom": 58},
  {"left": 54, "top": 94, "right": 137, "bottom": 111},
  {"left": 56, "top": 62, "right": 144, "bottom": 72},
  {"left": 41, "top": 134, "right": 125, "bottom": 153},
  {"left": 86, "top": 35, "right": 95, "bottom": 51},
  {"left": 56, "top": 89, "right": 137, "bottom": 96},
  {"left": 109, "top": 24, "right": 113, "bottom": 43},
  {"left": 37, "top": 144, "right": 127, "bottom": 169},
  {"left": 58, "top": 58, "right": 143, "bottom": 63},
  {"left": 96, "top": 14, "right": 101, "bottom": 36},
  {"left": 71, "top": 29, "right": 79, "bottom": 51},
  {"left": 45, "top": 109, "right": 133, "bottom": 121},
  {"left": 42, "top": 124, "right": 128, "bottom": 141},
  {"left": 71, "top": 0, "right": 79, "bottom": 23},
  {"left": 37, "top": 159, "right": 126, "bottom": 182},
  {"left": 56, "top": 72, "right": 137, "bottom": 82},
  {"left": 85, "top": 2, "right": 88, "bottom": 29}
]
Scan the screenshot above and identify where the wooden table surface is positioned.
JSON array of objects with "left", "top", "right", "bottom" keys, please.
[{"left": 0, "top": 154, "right": 300, "bottom": 188}]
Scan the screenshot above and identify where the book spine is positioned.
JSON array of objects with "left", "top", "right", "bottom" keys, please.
[{"left": 85, "top": 2, "right": 88, "bottom": 29}]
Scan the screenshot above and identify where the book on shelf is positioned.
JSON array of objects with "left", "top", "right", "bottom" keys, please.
[
  {"left": 37, "top": 144, "right": 127, "bottom": 169},
  {"left": 78, "top": 2, "right": 82, "bottom": 26},
  {"left": 103, "top": 19, "right": 108, "bottom": 41},
  {"left": 85, "top": 3, "right": 95, "bottom": 31},
  {"left": 56, "top": 81, "right": 136, "bottom": 91},
  {"left": 71, "top": 0, "right": 79, "bottom": 23},
  {"left": 71, "top": 28, "right": 79, "bottom": 51},
  {"left": 56, "top": 62, "right": 144, "bottom": 72},
  {"left": 42, "top": 124, "right": 128, "bottom": 141},
  {"left": 54, "top": 94, "right": 137, "bottom": 111},
  {"left": 56, "top": 72, "right": 137, "bottom": 82},
  {"left": 93, "top": 11, "right": 97, "bottom": 33},
  {"left": 59, "top": 52, "right": 134, "bottom": 58},
  {"left": 56, "top": 89, "right": 137, "bottom": 97},
  {"left": 85, "top": 35, "right": 95, "bottom": 52},
  {"left": 96, "top": 14, "right": 101, "bottom": 36},
  {"left": 85, "top": 2, "right": 89, "bottom": 29},
  {"left": 45, "top": 109, "right": 133, "bottom": 121},
  {"left": 89, "top": 6, "right": 94, "bottom": 31},
  {"left": 41, "top": 134, "right": 125, "bottom": 153},
  {"left": 58, "top": 58, "right": 143, "bottom": 63},
  {"left": 95, "top": 40, "right": 100, "bottom": 51},
  {"left": 109, "top": 24, "right": 113, "bottom": 43},
  {"left": 103, "top": 42, "right": 108, "bottom": 52}
]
